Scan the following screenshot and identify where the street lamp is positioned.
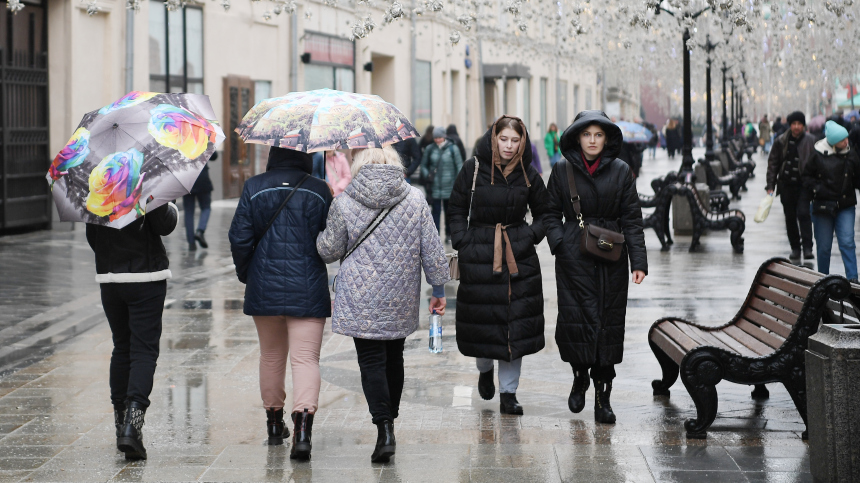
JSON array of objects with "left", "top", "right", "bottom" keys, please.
[
  {"left": 700, "top": 35, "right": 719, "bottom": 161},
  {"left": 721, "top": 63, "right": 729, "bottom": 143},
  {"left": 651, "top": 1, "right": 712, "bottom": 177}
]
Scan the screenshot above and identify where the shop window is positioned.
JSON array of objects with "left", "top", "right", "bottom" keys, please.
[{"left": 149, "top": 1, "right": 203, "bottom": 93}]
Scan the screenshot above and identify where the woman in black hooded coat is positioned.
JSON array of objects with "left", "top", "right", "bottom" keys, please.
[
  {"left": 545, "top": 110, "right": 648, "bottom": 424},
  {"left": 448, "top": 116, "right": 549, "bottom": 415}
]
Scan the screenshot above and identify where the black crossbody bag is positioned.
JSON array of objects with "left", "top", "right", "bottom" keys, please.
[
  {"left": 561, "top": 159, "right": 625, "bottom": 263},
  {"left": 252, "top": 174, "right": 310, "bottom": 252}
]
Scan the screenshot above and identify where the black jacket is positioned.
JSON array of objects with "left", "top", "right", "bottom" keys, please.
[
  {"left": 86, "top": 203, "right": 178, "bottom": 283},
  {"left": 228, "top": 148, "right": 333, "bottom": 318},
  {"left": 545, "top": 110, "right": 648, "bottom": 367},
  {"left": 446, "top": 125, "right": 468, "bottom": 162},
  {"left": 766, "top": 130, "right": 816, "bottom": 191},
  {"left": 393, "top": 137, "right": 422, "bottom": 177},
  {"left": 802, "top": 139, "right": 860, "bottom": 210},
  {"left": 448, "top": 120, "right": 550, "bottom": 361}
]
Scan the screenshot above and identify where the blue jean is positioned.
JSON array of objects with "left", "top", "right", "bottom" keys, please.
[
  {"left": 431, "top": 198, "right": 450, "bottom": 237},
  {"left": 183, "top": 192, "right": 212, "bottom": 244},
  {"left": 550, "top": 153, "right": 562, "bottom": 167},
  {"left": 476, "top": 357, "right": 522, "bottom": 394},
  {"left": 811, "top": 205, "right": 858, "bottom": 280}
]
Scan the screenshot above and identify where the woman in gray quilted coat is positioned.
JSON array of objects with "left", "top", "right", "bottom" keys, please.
[{"left": 317, "top": 145, "right": 450, "bottom": 463}]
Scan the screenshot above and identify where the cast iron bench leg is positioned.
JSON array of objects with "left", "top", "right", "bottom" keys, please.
[
  {"left": 650, "top": 340, "right": 678, "bottom": 396},
  {"left": 751, "top": 384, "right": 769, "bottom": 399},
  {"left": 681, "top": 352, "right": 723, "bottom": 439}
]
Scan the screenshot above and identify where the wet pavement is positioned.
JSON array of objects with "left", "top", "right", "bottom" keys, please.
[{"left": 0, "top": 147, "right": 824, "bottom": 482}]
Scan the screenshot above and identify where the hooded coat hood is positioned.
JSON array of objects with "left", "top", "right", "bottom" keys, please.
[
  {"left": 475, "top": 115, "right": 533, "bottom": 186},
  {"left": 345, "top": 164, "right": 410, "bottom": 209},
  {"left": 267, "top": 146, "right": 313, "bottom": 174},
  {"left": 559, "top": 110, "right": 624, "bottom": 162}
]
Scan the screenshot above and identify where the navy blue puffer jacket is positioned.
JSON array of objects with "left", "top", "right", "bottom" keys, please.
[{"left": 228, "top": 147, "right": 334, "bottom": 317}]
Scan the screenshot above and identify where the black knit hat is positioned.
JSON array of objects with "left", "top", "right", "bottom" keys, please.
[{"left": 786, "top": 111, "right": 806, "bottom": 126}]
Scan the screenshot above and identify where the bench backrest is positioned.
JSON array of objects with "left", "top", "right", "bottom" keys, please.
[{"left": 737, "top": 260, "right": 847, "bottom": 354}]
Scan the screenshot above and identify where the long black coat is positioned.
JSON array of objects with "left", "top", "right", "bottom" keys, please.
[
  {"left": 449, "top": 123, "right": 550, "bottom": 361},
  {"left": 545, "top": 111, "right": 648, "bottom": 367}
]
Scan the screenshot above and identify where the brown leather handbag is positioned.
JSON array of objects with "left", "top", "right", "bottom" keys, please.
[{"left": 561, "top": 159, "right": 625, "bottom": 263}]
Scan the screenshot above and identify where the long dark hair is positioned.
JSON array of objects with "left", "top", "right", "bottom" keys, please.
[{"left": 494, "top": 117, "right": 525, "bottom": 137}]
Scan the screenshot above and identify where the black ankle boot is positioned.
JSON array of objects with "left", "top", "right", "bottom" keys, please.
[
  {"left": 290, "top": 409, "right": 313, "bottom": 460},
  {"left": 499, "top": 393, "right": 524, "bottom": 415},
  {"left": 371, "top": 419, "right": 396, "bottom": 463},
  {"left": 478, "top": 368, "right": 495, "bottom": 400},
  {"left": 568, "top": 371, "right": 590, "bottom": 414},
  {"left": 113, "top": 403, "right": 126, "bottom": 446},
  {"left": 117, "top": 401, "right": 147, "bottom": 460},
  {"left": 266, "top": 408, "right": 290, "bottom": 445},
  {"left": 594, "top": 380, "right": 616, "bottom": 424},
  {"left": 195, "top": 229, "right": 208, "bottom": 249}
]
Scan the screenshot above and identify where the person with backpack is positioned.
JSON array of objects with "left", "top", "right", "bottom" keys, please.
[
  {"left": 228, "top": 147, "right": 334, "bottom": 460},
  {"left": 421, "top": 126, "right": 464, "bottom": 243}
]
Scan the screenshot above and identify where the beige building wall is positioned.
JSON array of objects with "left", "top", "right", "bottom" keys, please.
[{"left": 46, "top": 2, "right": 600, "bottom": 200}]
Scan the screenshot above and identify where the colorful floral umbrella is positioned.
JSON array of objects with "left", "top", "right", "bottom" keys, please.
[
  {"left": 615, "top": 121, "right": 653, "bottom": 143},
  {"left": 47, "top": 91, "right": 225, "bottom": 229},
  {"left": 235, "top": 88, "right": 419, "bottom": 152}
]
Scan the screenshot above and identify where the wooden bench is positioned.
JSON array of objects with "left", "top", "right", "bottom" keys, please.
[
  {"left": 640, "top": 177, "right": 675, "bottom": 251},
  {"left": 648, "top": 259, "right": 851, "bottom": 439},
  {"left": 724, "top": 139, "right": 757, "bottom": 176},
  {"left": 699, "top": 158, "right": 748, "bottom": 201},
  {"left": 672, "top": 183, "right": 745, "bottom": 253}
]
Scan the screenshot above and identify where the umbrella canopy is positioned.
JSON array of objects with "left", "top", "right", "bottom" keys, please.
[
  {"left": 235, "top": 88, "right": 418, "bottom": 152},
  {"left": 615, "top": 121, "right": 653, "bottom": 143},
  {"left": 47, "top": 91, "right": 225, "bottom": 229},
  {"left": 807, "top": 115, "right": 827, "bottom": 131},
  {"left": 843, "top": 110, "right": 860, "bottom": 121}
]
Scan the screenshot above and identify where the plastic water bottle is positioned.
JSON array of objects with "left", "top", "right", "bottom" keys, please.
[{"left": 429, "top": 310, "right": 443, "bottom": 353}]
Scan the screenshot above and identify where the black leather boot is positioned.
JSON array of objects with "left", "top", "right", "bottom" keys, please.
[
  {"left": 117, "top": 401, "right": 147, "bottom": 460},
  {"left": 290, "top": 409, "right": 313, "bottom": 460},
  {"left": 568, "top": 370, "right": 590, "bottom": 414},
  {"left": 478, "top": 368, "right": 495, "bottom": 400},
  {"left": 113, "top": 403, "right": 126, "bottom": 443},
  {"left": 266, "top": 408, "right": 290, "bottom": 445},
  {"left": 195, "top": 229, "right": 208, "bottom": 249},
  {"left": 594, "top": 380, "right": 616, "bottom": 424},
  {"left": 499, "top": 393, "right": 524, "bottom": 415},
  {"left": 371, "top": 419, "right": 396, "bottom": 463}
]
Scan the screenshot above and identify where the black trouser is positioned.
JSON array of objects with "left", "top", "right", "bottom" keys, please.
[
  {"left": 100, "top": 281, "right": 167, "bottom": 408},
  {"left": 780, "top": 183, "right": 814, "bottom": 252},
  {"left": 571, "top": 364, "right": 616, "bottom": 382},
  {"left": 353, "top": 337, "right": 405, "bottom": 424}
]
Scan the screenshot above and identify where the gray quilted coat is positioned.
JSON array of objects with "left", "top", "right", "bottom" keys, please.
[{"left": 316, "top": 164, "right": 450, "bottom": 340}]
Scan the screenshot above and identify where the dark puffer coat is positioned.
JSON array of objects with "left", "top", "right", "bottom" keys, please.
[
  {"left": 545, "top": 110, "right": 648, "bottom": 367},
  {"left": 802, "top": 138, "right": 860, "bottom": 210},
  {"left": 448, "top": 116, "right": 550, "bottom": 361},
  {"left": 228, "top": 147, "right": 334, "bottom": 318}
]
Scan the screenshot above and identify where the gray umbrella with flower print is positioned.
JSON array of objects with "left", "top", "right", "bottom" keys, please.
[{"left": 47, "top": 91, "right": 225, "bottom": 229}]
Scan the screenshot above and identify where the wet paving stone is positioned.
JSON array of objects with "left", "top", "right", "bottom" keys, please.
[{"left": 0, "top": 149, "right": 833, "bottom": 480}]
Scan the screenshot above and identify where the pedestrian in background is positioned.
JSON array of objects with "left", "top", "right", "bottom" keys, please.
[
  {"left": 87, "top": 202, "right": 178, "bottom": 460},
  {"left": 184, "top": 152, "right": 215, "bottom": 251},
  {"left": 325, "top": 150, "right": 352, "bottom": 197},
  {"left": 392, "top": 135, "right": 421, "bottom": 181},
  {"left": 544, "top": 110, "right": 647, "bottom": 425},
  {"left": 545, "top": 123, "right": 561, "bottom": 167},
  {"left": 419, "top": 125, "right": 435, "bottom": 152},
  {"left": 312, "top": 152, "right": 326, "bottom": 179},
  {"left": 446, "top": 124, "right": 468, "bottom": 162},
  {"left": 228, "top": 146, "right": 334, "bottom": 459},
  {"left": 316, "top": 146, "right": 449, "bottom": 463},
  {"left": 772, "top": 116, "right": 787, "bottom": 138},
  {"left": 646, "top": 122, "right": 659, "bottom": 159},
  {"left": 766, "top": 111, "right": 816, "bottom": 261},
  {"left": 448, "top": 115, "right": 549, "bottom": 416},
  {"left": 421, "top": 126, "right": 463, "bottom": 243},
  {"left": 530, "top": 135, "right": 543, "bottom": 175},
  {"left": 759, "top": 115, "right": 773, "bottom": 154},
  {"left": 803, "top": 121, "right": 860, "bottom": 283}
]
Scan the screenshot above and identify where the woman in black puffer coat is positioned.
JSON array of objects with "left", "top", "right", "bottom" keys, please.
[
  {"left": 545, "top": 110, "right": 648, "bottom": 424},
  {"left": 448, "top": 115, "right": 549, "bottom": 415}
]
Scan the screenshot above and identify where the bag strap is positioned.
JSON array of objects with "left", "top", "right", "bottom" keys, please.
[
  {"left": 467, "top": 157, "right": 479, "bottom": 228},
  {"left": 253, "top": 174, "right": 310, "bottom": 251},
  {"left": 561, "top": 159, "right": 584, "bottom": 228},
  {"left": 340, "top": 197, "right": 403, "bottom": 263}
]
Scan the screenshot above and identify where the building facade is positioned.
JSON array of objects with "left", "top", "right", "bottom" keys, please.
[{"left": 2, "top": 0, "right": 600, "bottom": 232}]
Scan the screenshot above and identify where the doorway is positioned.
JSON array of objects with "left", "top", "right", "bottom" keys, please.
[{"left": 222, "top": 75, "right": 255, "bottom": 199}]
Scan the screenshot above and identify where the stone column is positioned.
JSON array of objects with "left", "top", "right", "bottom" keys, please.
[{"left": 806, "top": 323, "right": 860, "bottom": 482}]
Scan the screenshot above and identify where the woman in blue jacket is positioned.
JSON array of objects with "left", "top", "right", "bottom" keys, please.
[{"left": 228, "top": 147, "right": 333, "bottom": 459}]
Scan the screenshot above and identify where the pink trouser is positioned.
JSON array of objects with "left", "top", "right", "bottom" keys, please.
[{"left": 252, "top": 316, "right": 325, "bottom": 414}]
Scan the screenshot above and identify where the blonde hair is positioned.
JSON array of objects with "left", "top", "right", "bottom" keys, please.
[{"left": 350, "top": 145, "right": 403, "bottom": 178}]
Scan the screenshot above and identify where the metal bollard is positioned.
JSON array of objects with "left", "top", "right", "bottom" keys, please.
[{"left": 806, "top": 324, "right": 860, "bottom": 482}]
